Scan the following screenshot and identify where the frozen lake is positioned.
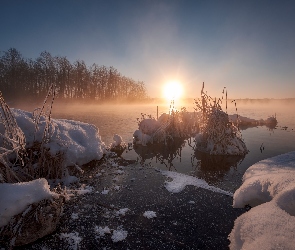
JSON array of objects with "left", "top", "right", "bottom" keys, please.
[{"left": 51, "top": 100, "right": 295, "bottom": 192}]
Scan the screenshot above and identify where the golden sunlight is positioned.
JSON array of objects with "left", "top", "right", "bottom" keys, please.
[{"left": 163, "top": 81, "right": 183, "bottom": 100}]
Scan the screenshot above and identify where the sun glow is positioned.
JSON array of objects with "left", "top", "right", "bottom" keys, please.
[{"left": 163, "top": 81, "right": 183, "bottom": 101}]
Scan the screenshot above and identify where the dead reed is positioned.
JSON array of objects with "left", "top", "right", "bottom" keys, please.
[
  {"left": 194, "top": 82, "right": 248, "bottom": 155},
  {"left": 0, "top": 83, "right": 66, "bottom": 183}
]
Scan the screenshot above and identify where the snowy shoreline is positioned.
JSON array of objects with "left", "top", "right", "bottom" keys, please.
[
  {"left": 230, "top": 151, "right": 295, "bottom": 250},
  {"left": 1, "top": 107, "right": 294, "bottom": 249}
]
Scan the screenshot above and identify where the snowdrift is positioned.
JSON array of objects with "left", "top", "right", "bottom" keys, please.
[
  {"left": 229, "top": 151, "right": 295, "bottom": 250},
  {"left": 9, "top": 108, "right": 105, "bottom": 166}
]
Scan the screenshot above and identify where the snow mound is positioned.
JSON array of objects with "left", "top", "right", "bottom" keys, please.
[
  {"left": 233, "top": 151, "right": 295, "bottom": 208},
  {"left": 10, "top": 108, "right": 105, "bottom": 166},
  {"left": 161, "top": 170, "right": 233, "bottom": 196},
  {"left": 143, "top": 211, "right": 157, "bottom": 219},
  {"left": 133, "top": 129, "right": 152, "bottom": 146},
  {"left": 0, "top": 178, "right": 58, "bottom": 227},
  {"left": 139, "top": 119, "right": 160, "bottom": 135},
  {"left": 111, "top": 134, "right": 123, "bottom": 147},
  {"left": 229, "top": 151, "right": 295, "bottom": 250}
]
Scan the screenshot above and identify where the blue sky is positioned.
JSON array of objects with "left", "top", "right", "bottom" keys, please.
[{"left": 1, "top": 0, "right": 294, "bottom": 98}]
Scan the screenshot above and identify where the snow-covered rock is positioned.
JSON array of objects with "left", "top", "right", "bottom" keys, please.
[
  {"left": 0, "top": 178, "right": 58, "bottom": 227},
  {"left": 229, "top": 151, "right": 295, "bottom": 250},
  {"left": 0, "top": 179, "right": 63, "bottom": 247}
]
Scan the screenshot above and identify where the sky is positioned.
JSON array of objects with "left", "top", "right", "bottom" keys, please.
[{"left": 1, "top": 0, "right": 295, "bottom": 99}]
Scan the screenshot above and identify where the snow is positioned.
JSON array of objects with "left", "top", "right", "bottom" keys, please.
[
  {"left": 133, "top": 129, "right": 152, "bottom": 146},
  {"left": 9, "top": 108, "right": 105, "bottom": 166},
  {"left": 143, "top": 211, "right": 157, "bottom": 219},
  {"left": 95, "top": 226, "right": 111, "bottom": 237},
  {"left": 195, "top": 109, "right": 248, "bottom": 155},
  {"left": 0, "top": 178, "right": 58, "bottom": 227},
  {"left": 116, "top": 208, "right": 129, "bottom": 216},
  {"left": 111, "top": 227, "right": 128, "bottom": 242},
  {"left": 139, "top": 118, "right": 160, "bottom": 135},
  {"left": 161, "top": 170, "right": 233, "bottom": 196},
  {"left": 111, "top": 134, "right": 123, "bottom": 147},
  {"left": 95, "top": 225, "right": 127, "bottom": 242},
  {"left": 60, "top": 232, "right": 82, "bottom": 250},
  {"left": 229, "top": 151, "right": 295, "bottom": 250},
  {"left": 101, "top": 188, "right": 110, "bottom": 195},
  {"left": 72, "top": 185, "right": 94, "bottom": 195},
  {"left": 71, "top": 213, "right": 79, "bottom": 220},
  {"left": 113, "top": 169, "right": 124, "bottom": 174}
]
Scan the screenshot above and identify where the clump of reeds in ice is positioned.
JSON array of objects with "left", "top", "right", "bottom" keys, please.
[
  {"left": 133, "top": 104, "right": 197, "bottom": 146},
  {"left": 194, "top": 83, "right": 248, "bottom": 155}
]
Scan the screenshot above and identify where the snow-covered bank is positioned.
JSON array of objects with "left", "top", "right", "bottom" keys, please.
[
  {"left": 10, "top": 108, "right": 105, "bottom": 166},
  {"left": 0, "top": 178, "right": 58, "bottom": 227},
  {"left": 0, "top": 108, "right": 109, "bottom": 246},
  {"left": 229, "top": 151, "right": 295, "bottom": 249}
]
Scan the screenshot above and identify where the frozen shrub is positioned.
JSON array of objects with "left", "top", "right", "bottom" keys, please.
[{"left": 194, "top": 83, "right": 248, "bottom": 155}]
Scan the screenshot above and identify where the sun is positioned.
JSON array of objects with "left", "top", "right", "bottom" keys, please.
[{"left": 163, "top": 81, "right": 183, "bottom": 101}]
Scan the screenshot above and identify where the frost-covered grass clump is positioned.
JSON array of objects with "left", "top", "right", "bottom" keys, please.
[
  {"left": 133, "top": 106, "right": 197, "bottom": 146},
  {"left": 194, "top": 83, "right": 248, "bottom": 156},
  {"left": 0, "top": 88, "right": 105, "bottom": 183}
]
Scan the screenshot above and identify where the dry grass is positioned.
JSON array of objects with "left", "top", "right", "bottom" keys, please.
[
  {"left": 194, "top": 82, "right": 248, "bottom": 155},
  {"left": 0, "top": 84, "right": 66, "bottom": 183}
]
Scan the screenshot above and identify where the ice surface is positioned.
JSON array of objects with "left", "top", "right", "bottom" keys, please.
[
  {"left": 60, "top": 232, "right": 82, "bottom": 250},
  {"left": 0, "top": 178, "right": 58, "bottom": 227},
  {"left": 229, "top": 151, "right": 295, "bottom": 250},
  {"left": 161, "top": 170, "right": 233, "bottom": 196}
]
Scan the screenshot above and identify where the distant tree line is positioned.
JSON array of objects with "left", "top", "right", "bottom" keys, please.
[{"left": 0, "top": 48, "right": 148, "bottom": 102}]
